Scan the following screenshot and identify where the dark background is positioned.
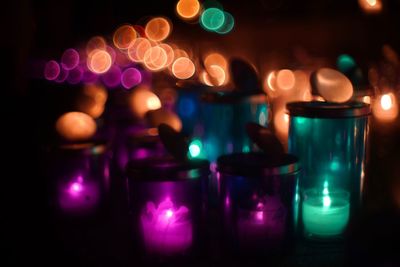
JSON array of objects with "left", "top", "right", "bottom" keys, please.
[{"left": 3, "top": 0, "right": 400, "bottom": 266}]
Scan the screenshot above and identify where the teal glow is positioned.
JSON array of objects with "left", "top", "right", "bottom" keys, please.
[
  {"left": 200, "top": 8, "right": 225, "bottom": 31},
  {"left": 215, "top": 12, "right": 234, "bottom": 34},
  {"left": 302, "top": 189, "right": 350, "bottom": 237},
  {"left": 242, "top": 145, "right": 250, "bottom": 153},
  {"left": 188, "top": 139, "right": 202, "bottom": 158},
  {"left": 330, "top": 159, "right": 340, "bottom": 171},
  {"left": 337, "top": 54, "right": 356, "bottom": 73},
  {"left": 295, "top": 117, "right": 306, "bottom": 124}
]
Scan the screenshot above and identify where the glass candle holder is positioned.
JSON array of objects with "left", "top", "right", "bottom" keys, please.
[
  {"left": 115, "top": 126, "right": 165, "bottom": 172},
  {"left": 287, "top": 101, "right": 370, "bottom": 241},
  {"left": 199, "top": 92, "right": 268, "bottom": 162},
  {"left": 217, "top": 152, "right": 300, "bottom": 257},
  {"left": 126, "top": 157, "right": 209, "bottom": 261},
  {"left": 48, "top": 142, "right": 111, "bottom": 217}
]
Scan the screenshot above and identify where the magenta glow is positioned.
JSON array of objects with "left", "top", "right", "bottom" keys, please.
[
  {"left": 61, "top": 48, "right": 80, "bottom": 70},
  {"left": 67, "top": 66, "right": 84, "bottom": 84},
  {"left": 44, "top": 60, "right": 60, "bottom": 80},
  {"left": 141, "top": 198, "right": 193, "bottom": 255},
  {"left": 101, "top": 65, "right": 121, "bottom": 88},
  {"left": 121, "top": 67, "right": 142, "bottom": 89},
  {"left": 58, "top": 175, "right": 100, "bottom": 215}
]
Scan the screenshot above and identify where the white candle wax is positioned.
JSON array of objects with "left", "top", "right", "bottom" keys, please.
[{"left": 302, "top": 190, "right": 350, "bottom": 238}]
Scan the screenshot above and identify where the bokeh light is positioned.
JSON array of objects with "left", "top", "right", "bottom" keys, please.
[
  {"left": 121, "top": 67, "right": 142, "bottom": 89},
  {"left": 358, "top": 0, "right": 382, "bottom": 14},
  {"left": 264, "top": 71, "right": 280, "bottom": 98},
  {"left": 159, "top": 43, "right": 175, "bottom": 67},
  {"left": 188, "top": 139, "right": 203, "bottom": 158},
  {"left": 172, "top": 57, "right": 195, "bottom": 79},
  {"left": 204, "top": 52, "right": 228, "bottom": 70},
  {"left": 276, "top": 69, "right": 295, "bottom": 90},
  {"left": 86, "top": 36, "right": 107, "bottom": 55},
  {"left": 101, "top": 65, "right": 121, "bottom": 88},
  {"left": 274, "top": 108, "right": 289, "bottom": 143},
  {"left": 61, "top": 49, "right": 80, "bottom": 70},
  {"left": 176, "top": 0, "right": 201, "bottom": 20},
  {"left": 146, "top": 108, "right": 182, "bottom": 131},
  {"left": 129, "top": 86, "right": 162, "bottom": 118},
  {"left": 55, "top": 68, "right": 69, "bottom": 83},
  {"left": 44, "top": 60, "right": 60, "bottom": 81},
  {"left": 201, "top": 65, "right": 226, "bottom": 86},
  {"left": 67, "top": 66, "right": 84, "bottom": 84},
  {"left": 200, "top": 8, "right": 225, "bottom": 31},
  {"left": 76, "top": 84, "right": 108, "bottom": 118},
  {"left": 143, "top": 45, "right": 168, "bottom": 71},
  {"left": 127, "top": 37, "right": 152, "bottom": 63},
  {"left": 56, "top": 112, "right": 97, "bottom": 141},
  {"left": 113, "top": 25, "right": 137, "bottom": 50},
  {"left": 215, "top": 11, "right": 234, "bottom": 34},
  {"left": 373, "top": 92, "right": 398, "bottom": 122},
  {"left": 87, "top": 49, "right": 112, "bottom": 74},
  {"left": 315, "top": 68, "right": 353, "bottom": 103},
  {"left": 337, "top": 54, "right": 356, "bottom": 73},
  {"left": 145, "top": 17, "right": 172, "bottom": 42}
]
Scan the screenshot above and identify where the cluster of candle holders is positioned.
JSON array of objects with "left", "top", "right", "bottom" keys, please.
[{"left": 287, "top": 101, "right": 370, "bottom": 241}]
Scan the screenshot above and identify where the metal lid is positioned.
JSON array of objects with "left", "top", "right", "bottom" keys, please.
[
  {"left": 286, "top": 101, "right": 371, "bottom": 118},
  {"left": 126, "top": 157, "right": 210, "bottom": 181},
  {"left": 217, "top": 152, "right": 299, "bottom": 177},
  {"left": 56, "top": 140, "right": 108, "bottom": 156},
  {"left": 201, "top": 91, "right": 267, "bottom": 104}
]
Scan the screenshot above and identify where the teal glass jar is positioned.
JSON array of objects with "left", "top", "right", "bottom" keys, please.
[
  {"left": 197, "top": 92, "right": 268, "bottom": 162},
  {"left": 287, "top": 101, "right": 370, "bottom": 241}
]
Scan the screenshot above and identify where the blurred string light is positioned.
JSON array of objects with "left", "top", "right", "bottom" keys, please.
[
  {"left": 145, "top": 17, "right": 172, "bottom": 42},
  {"left": 127, "top": 37, "right": 152, "bottom": 63},
  {"left": 101, "top": 65, "right": 121, "bottom": 88},
  {"left": 276, "top": 69, "right": 295, "bottom": 91},
  {"left": 76, "top": 84, "right": 108, "bottom": 118},
  {"left": 67, "top": 66, "right": 84, "bottom": 84},
  {"left": 358, "top": 0, "right": 382, "bottom": 14},
  {"left": 201, "top": 52, "right": 228, "bottom": 86},
  {"left": 87, "top": 49, "right": 112, "bottom": 74},
  {"left": 121, "top": 67, "right": 142, "bottom": 89},
  {"left": 129, "top": 86, "right": 162, "bottom": 118},
  {"left": 199, "top": 5, "right": 234, "bottom": 34},
  {"left": 61, "top": 48, "right": 80, "bottom": 70},
  {"left": 274, "top": 107, "right": 290, "bottom": 143},
  {"left": 44, "top": 60, "right": 60, "bottom": 81},
  {"left": 336, "top": 54, "right": 356, "bottom": 73},
  {"left": 55, "top": 68, "right": 69, "bottom": 83},
  {"left": 373, "top": 92, "right": 398, "bottom": 122},
  {"left": 86, "top": 36, "right": 107, "bottom": 55},
  {"left": 143, "top": 45, "right": 168, "bottom": 71},
  {"left": 159, "top": 43, "right": 175, "bottom": 67},
  {"left": 176, "top": 0, "right": 201, "bottom": 20},
  {"left": 56, "top": 112, "right": 97, "bottom": 141},
  {"left": 172, "top": 57, "right": 195, "bottom": 79},
  {"left": 113, "top": 25, "right": 137, "bottom": 50},
  {"left": 188, "top": 139, "right": 203, "bottom": 159}
]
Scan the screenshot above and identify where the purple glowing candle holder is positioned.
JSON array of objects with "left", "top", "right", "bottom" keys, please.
[
  {"left": 48, "top": 142, "right": 111, "bottom": 217},
  {"left": 217, "top": 152, "right": 299, "bottom": 256},
  {"left": 126, "top": 157, "right": 209, "bottom": 260}
]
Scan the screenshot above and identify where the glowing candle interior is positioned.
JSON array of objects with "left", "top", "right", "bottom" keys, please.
[
  {"left": 302, "top": 184, "right": 350, "bottom": 238},
  {"left": 141, "top": 199, "right": 193, "bottom": 255},
  {"left": 58, "top": 175, "right": 100, "bottom": 214}
]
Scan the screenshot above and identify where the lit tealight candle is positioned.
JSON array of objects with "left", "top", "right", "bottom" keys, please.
[
  {"left": 302, "top": 184, "right": 350, "bottom": 238},
  {"left": 141, "top": 199, "right": 193, "bottom": 255},
  {"left": 58, "top": 175, "right": 100, "bottom": 214}
]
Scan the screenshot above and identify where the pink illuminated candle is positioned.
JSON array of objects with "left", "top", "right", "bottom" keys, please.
[
  {"left": 237, "top": 196, "right": 286, "bottom": 245},
  {"left": 141, "top": 199, "right": 193, "bottom": 255},
  {"left": 58, "top": 175, "right": 100, "bottom": 214}
]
